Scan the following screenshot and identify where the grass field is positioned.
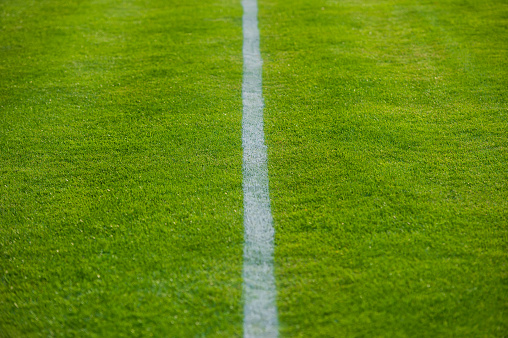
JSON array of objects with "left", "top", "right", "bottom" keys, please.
[
  {"left": 262, "top": 0, "right": 508, "bottom": 336},
  {"left": 1, "top": 0, "right": 244, "bottom": 336},
  {"left": 1, "top": 0, "right": 507, "bottom": 336}
]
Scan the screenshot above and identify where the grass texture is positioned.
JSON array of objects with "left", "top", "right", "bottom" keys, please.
[
  {"left": 0, "top": 0, "right": 244, "bottom": 336},
  {"left": 260, "top": 0, "right": 508, "bottom": 336},
  {"left": 1, "top": 0, "right": 507, "bottom": 336}
]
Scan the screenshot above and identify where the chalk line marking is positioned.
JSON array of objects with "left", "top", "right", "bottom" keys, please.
[{"left": 241, "top": 0, "right": 279, "bottom": 337}]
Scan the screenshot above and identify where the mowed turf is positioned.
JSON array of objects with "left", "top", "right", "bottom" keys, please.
[
  {"left": 2, "top": 0, "right": 507, "bottom": 336},
  {"left": 260, "top": 0, "right": 507, "bottom": 336},
  {"left": 0, "top": 0, "right": 244, "bottom": 336}
]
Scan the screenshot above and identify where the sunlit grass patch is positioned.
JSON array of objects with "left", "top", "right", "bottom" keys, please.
[
  {"left": 261, "top": 0, "right": 508, "bottom": 336},
  {"left": 0, "top": 0, "right": 244, "bottom": 336}
]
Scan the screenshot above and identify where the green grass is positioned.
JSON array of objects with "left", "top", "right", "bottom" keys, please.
[
  {"left": 260, "top": 0, "right": 508, "bottom": 336},
  {"left": 1, "top": 0, "right": 507, "bottom": 336},
  {"left": 0, "top": 0, "right": 244, "bottom": 336}
]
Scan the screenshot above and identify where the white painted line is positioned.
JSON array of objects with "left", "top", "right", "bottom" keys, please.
[{"left": 241, "top": 0, "right": 279, "bottom": 337}]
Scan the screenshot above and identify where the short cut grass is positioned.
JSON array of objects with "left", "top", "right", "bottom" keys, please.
[
  {"left": 0, "top": 0, "right": 244, "bottom": 336},
  {"left": 260, "top": 0, "right": 508, "bottom": 336}
]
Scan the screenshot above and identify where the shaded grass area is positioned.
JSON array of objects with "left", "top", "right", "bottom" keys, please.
[
  {"left": 261, "top": 0, "right": 508, "bottom": 336},
  {"left": 0, "top": 0, "right": 243, "bottom": 336}
]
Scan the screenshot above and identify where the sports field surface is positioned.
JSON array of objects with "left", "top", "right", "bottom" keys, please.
[{"left": 1, "top": 0, "right": 507, "bottom": 337}]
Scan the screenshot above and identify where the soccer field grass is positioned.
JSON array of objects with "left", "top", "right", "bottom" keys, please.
[
  {"left": 261, "top": 0, "right": 507, "bottom": 336},
  {"left": 1, "top": 0, "right": 507, "bottom": 336},
  {"left": 1, "top": 0, "right": 244, "bottom": 336}
]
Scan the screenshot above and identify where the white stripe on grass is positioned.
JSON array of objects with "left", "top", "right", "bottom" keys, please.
[{"left": 241, "top": 0, "right": 279, "bottom": 337}]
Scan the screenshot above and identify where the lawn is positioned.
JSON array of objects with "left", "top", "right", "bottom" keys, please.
[
  {"left": 0, "top": 0, "right": 244, "bottom": 336},
  {"left": 261, "top": 0, "right": 508, "bottom": 336},
  {"left": 1, "top": 0, "right": 507, "bottom": 336}
]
